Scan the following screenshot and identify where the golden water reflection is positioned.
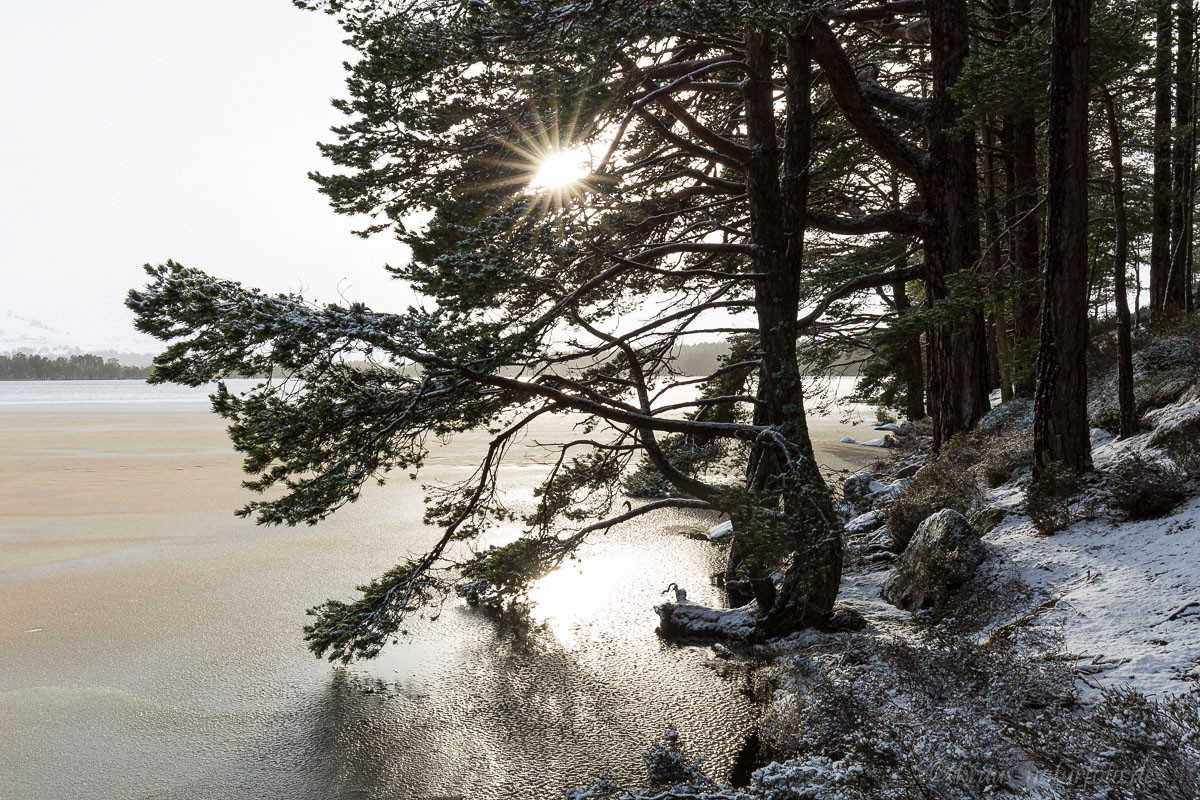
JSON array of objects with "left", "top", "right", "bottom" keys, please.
[{"left": 527, "top": 550, "right": 638, "bottom": 646}]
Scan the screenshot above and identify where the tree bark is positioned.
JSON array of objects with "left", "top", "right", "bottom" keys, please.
[
  {"left": 1033, "top": 0, "right": 1093, "bottom": 475},
  {"left": 733, "top": 27, "right": 841, "bottom": 631},
  {"left": 1171, "top": 0, "right": 1197, "bottom": 312},
  {"left": 1102, "top": 87, "right": 1137, "bottom": 440},
  {"left": 922, "top": 0, "right": 990, "bottom": 450},
  {"left": 1152, "top": 0, "right": 1175, "bottom": 318},
  {"left": 1006, "top": 0, "right": 1043, "bottom": 396},
  {"left": 893, "top": 277, "right": 927, "bottom": 419},
  {"left": 982, "top": 121, "right": 1013, "bottom": 401}
]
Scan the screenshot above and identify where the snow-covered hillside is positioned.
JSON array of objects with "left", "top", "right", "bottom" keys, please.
[{"left": 0, "top": 310, "right": 156, "bottom": 365}]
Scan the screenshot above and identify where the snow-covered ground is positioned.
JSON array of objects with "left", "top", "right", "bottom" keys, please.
[
  {"left": 979, "top": 404, "right": 1200, "bottom": 699},
  {"left": 829, "top": 394, "right": 1200, "bottom": 700}
]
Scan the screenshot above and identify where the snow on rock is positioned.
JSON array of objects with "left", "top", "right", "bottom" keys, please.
[
  {"left": 859, "top": 436, "right": 895, "bottom": 448},
  {"left": 845, "top": 509, "right": 885, "bottom": 534},
  {"left": 842, "top": 471, "right": 872, "bottom": 501},
  {"left": 1089, "top": 336, "right": 1200, "bottom": 427},
  {"left": 656, "top": 600, "right": 758, "bottom": 640},
  {"left": 839, "top": 436, "right": 857, "bottom": 444},
  {"left": 977, "top": 397, "right": 1034, "bottom": 434},
  {"left": 708, "top": 519, "right": 734, "bottom": 541},
  {"left": 868, "top": 479, "right": 907, "bottom": 506},
  {"left": 1148, "top": 401, "right": 1200, "bottom": 448},
  {"left": 1089, "top": 426, "right": 1114, "bottom": 449}
]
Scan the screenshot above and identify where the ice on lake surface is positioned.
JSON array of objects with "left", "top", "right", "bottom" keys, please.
[
  {"left": 0, "top": 378, "right": 263, "bottom": 406},
  {"left": 0, "top": 381, "right": 877, "bottom": 799}
]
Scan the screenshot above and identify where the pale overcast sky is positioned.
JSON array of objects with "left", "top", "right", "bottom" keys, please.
[{"left": 0, "top": 1, "right": 417, "bottom": 353}]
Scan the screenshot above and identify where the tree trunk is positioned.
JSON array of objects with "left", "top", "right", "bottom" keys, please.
[
  {"left": 1033, "top": 0, "right": 1093, "bottom": 475},
  {"left": 923, "top": 0, "right": 990, "bottom": 450},
  {"left": 982, "top": 121, "right": 1013, "bottom": 401},
  {"left": 734, "top": 27, "right": 841, "bottom": 632},
  {"left": 992, "top": 296, "right": 1015, "bottom": 403},
  {"left": 1152, "top": 0, "right": 1175, "bottom": 319},
  {"left": 893, "top": 277, "right": 927, "bottom": 419},
  {"left": 1007, "top": 0, "right": 1043, "bottom": 396},
  {"left": 1171, "top": 0, "right": 1197, "bottom": 312},
  {"left": 1102, "top": 87, "right": 1137, "bottom": 440}
]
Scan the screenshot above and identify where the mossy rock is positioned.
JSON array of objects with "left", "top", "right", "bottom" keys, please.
[{"left": 883, "top": 509, "right": 987, "bottom": 612}]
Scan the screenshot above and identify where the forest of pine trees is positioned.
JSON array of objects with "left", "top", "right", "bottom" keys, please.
[{"left": 0, "top": 353, "right": 152, "bottom": 381}]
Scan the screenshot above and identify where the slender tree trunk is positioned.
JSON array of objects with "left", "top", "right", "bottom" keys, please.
[
  {"left": 893, "top": 277, "right": 927, "bottom": 420},
  {"left": 983, "top": 121, "right": 1013, "bottom": 401},
  {"left": 1008, "top": 0, "right": 1042, "bottom": 395},
  {"left": 1153, "top": 0, "right": 1175, "bottom": 318},
  {"left": 1034, "top": 0, "right": 1093, "bottom": 475},
  {"left": 1135, "top": 244, "right": 1142, "bottom": 325},
  {"left": 923, "top": 0, "right": 990, "bottom": 450},
  {"left": 734, "top": 27, "right": 841, "bottom": 631},
  {"left": 992, "top": 296, "right": 1015, "bottom": 402},
  {"left": 1171, "top": 0, "right": 1197, "bottom": 312},
  {"left": 1102, "top": 87, "right": 1137, "bottom": 440}
]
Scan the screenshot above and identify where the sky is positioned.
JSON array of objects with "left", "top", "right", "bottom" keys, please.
[{"left": 0, "top": 0, "right": 418, "bottom": 355}]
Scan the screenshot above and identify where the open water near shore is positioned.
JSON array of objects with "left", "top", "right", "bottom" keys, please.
[{"left": 0, "top": 379, "right": 877, "bottom": 799}]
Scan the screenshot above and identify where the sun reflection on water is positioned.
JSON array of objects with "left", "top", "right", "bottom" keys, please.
[{"left": 526, "top": 552, "right": 636, "bottom": 646}]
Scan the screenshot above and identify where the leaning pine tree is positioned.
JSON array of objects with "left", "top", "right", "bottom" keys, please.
[{"left": 128, "top": 1, "right": 948, "bottom": 661}]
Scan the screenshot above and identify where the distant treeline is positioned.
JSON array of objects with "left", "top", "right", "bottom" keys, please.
[{"left": 0, "top": 353, "right": 153, "bottom": 381}]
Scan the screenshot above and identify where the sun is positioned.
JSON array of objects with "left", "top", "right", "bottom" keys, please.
[{"left": 530, "top": 149, "right": 590, "bottom": 192}]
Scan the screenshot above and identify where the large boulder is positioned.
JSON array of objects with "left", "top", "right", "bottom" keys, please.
[{"left": 882, "top": 509, "right": 987, "bottom": 611}]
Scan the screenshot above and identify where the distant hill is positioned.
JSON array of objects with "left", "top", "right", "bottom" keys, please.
[{"left": 0, "top": 310, "right": 156, "bottom": 366}]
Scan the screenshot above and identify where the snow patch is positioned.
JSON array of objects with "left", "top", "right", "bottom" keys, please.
[{"left": 708, "top": 519, "right": 734, "bottom": 541}]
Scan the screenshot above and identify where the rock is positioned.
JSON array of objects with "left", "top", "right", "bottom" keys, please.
[
  {"left": 845, "top": 509, "right": 885, "bottom": 533},
  {"left": 868, "top": 479, "right": 898, "bottom": 496},
  {"left": 864, "top": 550, "right": 898, "bottom": 568},
  {"left": 1150, "top": 402, "right": 1200, "bottom": 452},
  {"left": 894, "top": 463, "right": 921, "bottom": 480},
  {"left": 860, "top": 436, "right": 896, "bottom": 448},
  {"left": 863, "top": 526, "right": 894, "bottom": 552},
  {"left": 1090, "top": 427, "right": 1114, "bottom": 448},
  {"left": 882, "top": 509, "right": 987, "bottom": 612},
  {"left": 843, "top": 471, "right": 873, "bottom": 502},
  {"left": 869, "top": 479, "right": 908, "bottom": 508},
  {"left": 707, "top": 519, "right": 734, "bottom": 541},
  {"left": 968, "top": 506, "right": 1006, "bottom": 537},
  {"left": 823, "top": 605, "right": 868, "bottom": 632},
  {"left": 657, "top": 600, "right": 757, "bottom": 641},
  {"left": 977, "top": 398, "right": 1035, "bottom": 435},
  {"left": 1090, "top": 337, "right": 1200, "bottom": 428}
]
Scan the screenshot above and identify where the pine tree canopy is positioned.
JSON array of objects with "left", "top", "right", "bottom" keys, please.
[{"left": 127, "top": 0, "right": 1175, "bottom": 662}]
